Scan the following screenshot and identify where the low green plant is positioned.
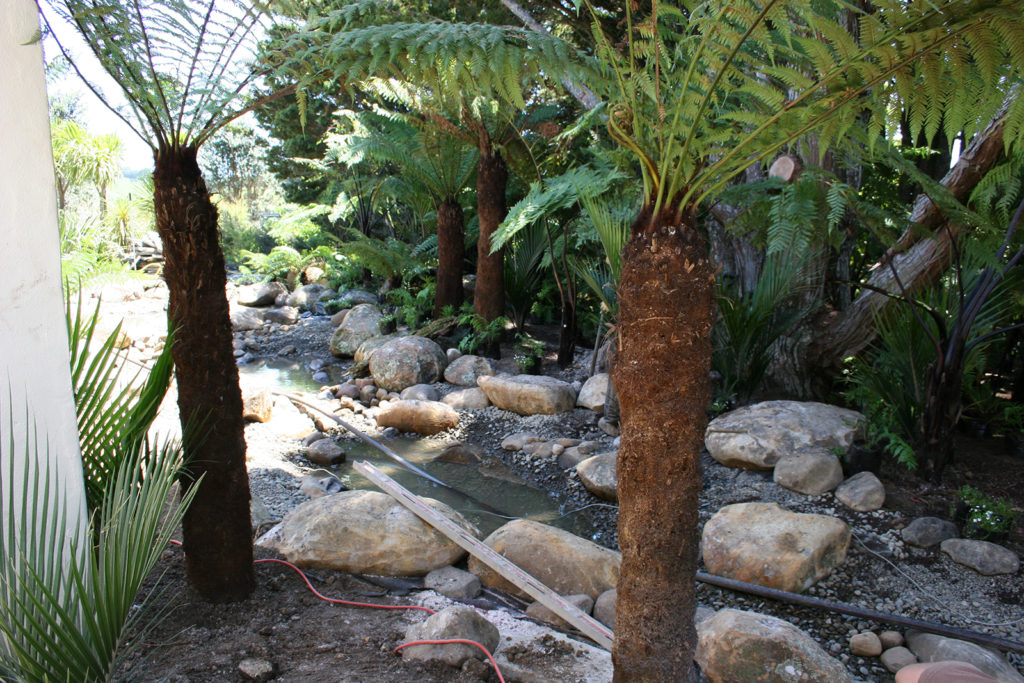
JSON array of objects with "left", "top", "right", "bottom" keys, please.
[
  {"left": 513, "top": 333, "right": 545, "bottom": 373},
  {"left": 456, "top": 307, "right": 508, "bottom": 355},
  {"left": 322, "top": 297, "right": 354, "bottom": 315},
  {"left": 385, "top": 284, "right": 435, "bottom": 330},
  {"left": 955, "top": 486, "right": 1019, "bottom": 540},
  {"left": 0, "top": 302, "right": 195, "bottom": 681},
  {"left": 712, "top": 258, "right": 806, "bottom": 407}
]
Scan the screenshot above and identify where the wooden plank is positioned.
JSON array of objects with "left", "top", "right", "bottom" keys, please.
[{"left": 354, "top": 460, "right": 615, "bottom": 650}]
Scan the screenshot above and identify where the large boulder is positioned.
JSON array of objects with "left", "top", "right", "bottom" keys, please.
[
  {"left": 337, "top": 289, "right": 378, "bottom": 306},
  {"left": 576, "top": 373, "right": 610, "bottom": 411},
  {"left": 701, "top": 502, "right": 850, "bottom": 593},
  {"left": 902, "top": 517, "right": 959, "bottom": 548},
  {"left": 242, "top": 389, "right": 274, "bottom": 423},
  {"left": 376, "top": 399, "right": 459, "bottom": 435},
  {"left": 401, "top": 605, "right": 499, "bottom": 667},
  {"left": 772, "top": 448, "right": 844, "bottom": 496},
  {"left": 477, "top": 374, "right": 577, "bottom": 416},
  {"left": 835, "top": 471, "right": 886, "bottom": 511},
  {"left": 400, "top": 384, "right": 440, "bottom": 402},
  {"left": 259, "top": 490, "right": 475, "bottom": 575},
  {"left": 329, "top": 304, "right": 383, "bottom": 356},
  {"left": 263, "top": 306, "right": 300, "bottom": 325},
  {"left": 370, "top": 336, "right": 447, "bottom": 392},
  {"left": 442, "top": 387, "right": 490, "bottom": 411},
  {"left": 287, "top": 283, "right": 334, "bottom": 311},
  {"left": 230, "top": 305, "right": 264, "bottom": 331},
  {"left": 467, "top": 519, "right": 620, "bottom": 600},
  {"left": 705, "top": 401, "right": 864, "bottom": 470},
  {"left": 237, "top": 280, "right": 287, "bottom": 307},
  {"left": 443, "top": 355, "right": 494, "bottom": 386},
  {"left": 906, "top": 632, "right": 1024, "bottom": 683},
  {"left": 576, "top": 452, "right": 618, "bottom": 501},
  {"left": 696, "top": 609, "right": 851, "bottom": 683},
  {"left": 353, "top": 334, "right": 399, "bottom": 365},
  {"left": 940, "top": 538, "right": 1020, "bottom": 575}
]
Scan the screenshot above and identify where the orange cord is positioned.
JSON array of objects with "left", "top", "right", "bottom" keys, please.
[
  {"left": 167, "top": 540, "right": 505, "bottom": 681},
  {"left": 395, "top": 639, "right": 507, "bottom": 683}
]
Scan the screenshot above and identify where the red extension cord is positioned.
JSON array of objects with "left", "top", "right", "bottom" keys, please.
[{"left": 167, "top": 540, "right": 506, "bottom": 682}]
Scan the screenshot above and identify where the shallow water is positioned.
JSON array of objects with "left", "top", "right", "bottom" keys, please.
[
  {"left": 241, "top": 357, "right": 599, "bottom": 539},
  {"left": 238, "top": 356, "right": 342, "bottom": 393},
  {"left": 327, "top": 437, "right": 597, "bottom": 539}
]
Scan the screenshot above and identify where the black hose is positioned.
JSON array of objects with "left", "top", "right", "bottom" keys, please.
[{"left": 696, "top": 571, "right": 1024, "bottom": 655}]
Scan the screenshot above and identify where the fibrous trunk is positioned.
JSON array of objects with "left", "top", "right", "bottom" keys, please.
[
  {"left": 153, "top": 145, "right": 255, "bottom": 602},
  {"left": 612, "top": 205, "right": 712, "bottom": 682},
  {"left": 474, "top": 148, "right": 507, "bottom": 324},
  {"left": 434, "top": 195, "right": 465, "bottom": 318}
]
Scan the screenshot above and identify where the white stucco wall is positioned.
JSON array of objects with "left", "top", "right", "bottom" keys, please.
[{"left": 0, "top": 1, "right": 87, "bottom": 537}]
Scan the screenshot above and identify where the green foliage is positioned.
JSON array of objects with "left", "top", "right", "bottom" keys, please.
[
  {"left": 277, "top": 12, "right": 593, "bottom": 116},
  {"left": 844, "top": 260, "right": 1016, "bottom": 468},
  {"left": 42, "top": 0, "right": 280, "bottom": 150},
  {"left": 326, "top": 104, "right": 478, "bottom": 203},
  {"left": 67, "top": 299, "right": 175, "bottom": 514},
  {"left": 199, "top": 122, "right": 282, "bottom": 209},
  {"left": 513, "top": 333, "right": 545, "bottom": 372},
  {"left": 492, "top": 164, "right": 627, "bottom": 253},
  {"left": 455, "top": 308, "right": 508, "bottom": 354},
  {"left": 218, "top": 200, "right": 274, "bottom": 264},
  {"left": 0, "top": 424, "right": 195, "bottom": 682},
  {"left": 580, "top": 0, "right": 1024, "bottom": 217},
  {"left": 331, "top": 227, "right": 427, "bottom": 286},
  {"left": 844, "top": 306, "right": 936, "bottom": 469},
  {"left": 712, "top": 258, "right": 807, "bottom": 406},
  {"left": 266, "top": 204, "right": 332, "bottom": 248},
  {"left": 50, "top": 119, "right": 123, "bottom": 210},
  {"left": 956, "top": 486, "right": 1019, "bottom": 540},
  {"left": 240, "top": 244, "right": 350, "bottom": 286},
  {"left": 0, "top": 302, "right": 192, "bottom": 681},
  {"left": 503, "top": 224, "right": 549, "bottom": 332},
  {"left": 384, "top": 283, "right": 436, "bottom": 329}
]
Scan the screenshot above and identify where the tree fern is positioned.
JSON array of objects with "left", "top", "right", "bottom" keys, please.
[
  {"left": 579, "top": 0, "right": 1024, "bottom": 218},
  {"left": 491, "top": 163, "right": 626, "bottom": 252},
  {"left": 41, "top": 0, "right": 283, "bottom": 149}
]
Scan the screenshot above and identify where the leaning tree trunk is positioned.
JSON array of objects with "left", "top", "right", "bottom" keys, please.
[
  {"left": 153, "top": 145, "right": 255, "bottom": 603},
  {"left": 815, "top": 110, "right": 1008, "bottom": 366},
  {"left": 474, "top": 143, "right": 508, "bottom": 356},
  {"left": 612, "top": 203, "right": 713, "bottom": 682},
  {"left": 434, "top": 195, "right": 465, "bottom": 318}
]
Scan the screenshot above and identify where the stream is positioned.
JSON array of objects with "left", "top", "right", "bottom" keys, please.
[{"left": 239, "top": 358, "right": 599, "bottom": 539}]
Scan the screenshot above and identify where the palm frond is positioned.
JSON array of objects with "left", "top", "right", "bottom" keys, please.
[{"left": 67, "top": 298, "right": 175, "bottom": 515}]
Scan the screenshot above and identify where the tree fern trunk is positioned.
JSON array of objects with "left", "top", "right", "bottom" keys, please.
[
  {"left": 434, "top": 195, "right": 465, "bottom": 317},
  {"left": 612, "top": 204, "right": 711, "bottom": 682},
  {"left": 474, "top": 145, "right": 507, "bottom": 356},
  {"left": 153, "top": 145, "right": 255, "bottom": 603}
]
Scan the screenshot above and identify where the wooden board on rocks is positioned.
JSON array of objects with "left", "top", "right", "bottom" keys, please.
[{"left": 354, "top": 460, "right": 615, "bottom": 650}]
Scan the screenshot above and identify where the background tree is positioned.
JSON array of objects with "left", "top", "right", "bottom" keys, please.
[
  {"left": 274, "top": 5, "right": 592, "bottom": 344},
  {"left": 50, "top": 118, "right": 123, "bottom": 214},
  {"left": 576, "top": 0, "right": 1024, "bottom": 679},
  {"left": 40, "top": 0, "right": 294, "bottom": 602},
  {"left": 325, "top": 98, "right": 477, "bottom": 315}
]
